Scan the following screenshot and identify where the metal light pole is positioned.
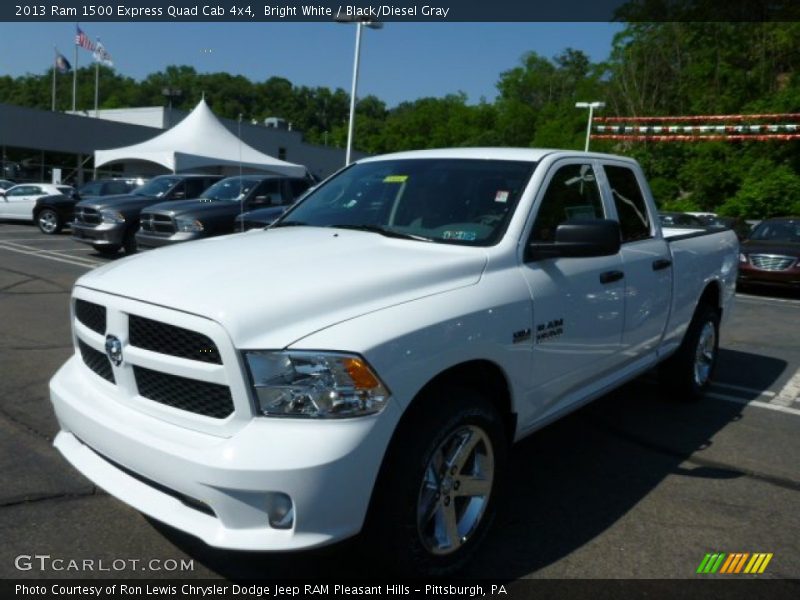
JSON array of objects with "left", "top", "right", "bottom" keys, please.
[
  {"left": 575, "top": 101, "right": 605, "bottom": 152},
  {"left": 336, "top": 16, "right": 382, "bottom": 165}
]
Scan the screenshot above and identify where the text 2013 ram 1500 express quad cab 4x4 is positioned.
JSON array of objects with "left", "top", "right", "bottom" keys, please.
[{"left": 50, "top": 149, "right": 738, "bottom": 575}]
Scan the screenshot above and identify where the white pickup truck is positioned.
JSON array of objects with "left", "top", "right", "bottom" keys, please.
[{"left": 50, "top": 149, "right": 738, "bottom": 575}]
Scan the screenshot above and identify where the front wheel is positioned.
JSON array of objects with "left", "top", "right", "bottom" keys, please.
[
  {"left": 660, "top": 304, "right": 720, "bottom": 401},
  {"left": 367, "top": 388, "right": 507, "bottom": 576},
  {"left": 36, "top": 209, "right": 62, "bottom": 234}
]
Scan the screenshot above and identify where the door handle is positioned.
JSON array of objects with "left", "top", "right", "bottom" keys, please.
[
  {"left": 652, "top": 258, "right": 672, "bottom": 271},
  {"left": 599, "top": 270, "right": 624, "bottom": 284}
]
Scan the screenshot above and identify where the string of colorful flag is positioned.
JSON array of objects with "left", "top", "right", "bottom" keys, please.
[
  {"left": 591, "top": 114, "right": 800, "bottom": 142},
  {"left": 51, "top": 24, "right": 114, "bottom": 114}
]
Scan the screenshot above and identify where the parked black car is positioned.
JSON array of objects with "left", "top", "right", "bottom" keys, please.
[
  {"left": 33, "top": 190, "right": 81, "bottom": 235},
  {"left": 0, "top": 179, "right": 15, "bottom": 191},
  {"left": 72, "top": 174, "right": 223, "bottom": 254},
  {"left": 136, "top": 175, "right": 312, "bottom": 250}
]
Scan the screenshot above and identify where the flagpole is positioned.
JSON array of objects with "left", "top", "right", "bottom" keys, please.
[
  {"left": 72, "top": 28, "right": 78, "bottom": 112},
  {"left": 52, "top": 47, "right": 57, "bottom": 112},
  {"left": 94, "top": 60, "right": 99, "bottom": 118}
]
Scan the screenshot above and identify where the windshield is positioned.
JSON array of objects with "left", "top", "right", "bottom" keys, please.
[
  {"left": 133, "top": 176, "right": 180, "bottom": 198},
  {"left": 201, "top": 177, "right": 261, "bottom": 202},
  {"left": 275, "top": 158, "right": 536, "bottom": 246},
  {"left": 749, "top": 219, "right": 800, "bottom": 243}
]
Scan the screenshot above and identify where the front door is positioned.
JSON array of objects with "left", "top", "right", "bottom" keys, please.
[
  {"left": 1, "top": 185, "right": 43, "bottom": 220},
  {"left": 519, "top": 160, "right": 625, "bottom": 423}
]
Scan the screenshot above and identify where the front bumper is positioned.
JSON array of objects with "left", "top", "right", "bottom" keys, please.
[
  {"left": 50, "top": 356, "right": 399, "bottom": 551},
  {"left": 135, "top": 230, "right": 203, "bottom": 249},
  {"left": 72, "top": 222, "right": 125, "bottom": 246},
  {"left": 738, "top": 263, "right": 800, "bottom": 288}
]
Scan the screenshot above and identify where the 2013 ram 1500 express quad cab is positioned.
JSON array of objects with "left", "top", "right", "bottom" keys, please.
[{"left": 50, "top": 149, "right": 738, "bottom": 574}]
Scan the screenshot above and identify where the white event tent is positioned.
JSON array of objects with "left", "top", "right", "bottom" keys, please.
[{"left": 94, "top": 99, "right": 308, "bottom": 178}]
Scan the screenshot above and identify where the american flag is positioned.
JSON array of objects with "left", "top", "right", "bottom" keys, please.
[{"left": 75, "top": 26, "right": 95, "bottom": 51}]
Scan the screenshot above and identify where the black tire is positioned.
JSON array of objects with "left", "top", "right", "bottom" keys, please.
[
  {"left": 659, "top": 303, "right": 720, "bottom": 401},
  {"left": 123, "top": 227, "right": 138, "bottom": 254},
  {"left": 93, "top": 244, "right": 119, "bottom": 256},
  {"left": 366, "top": 387, "right": 507, "bottom": 576},
  {"left": 36, "top": 208, "right": 62, "bottom": 235}
]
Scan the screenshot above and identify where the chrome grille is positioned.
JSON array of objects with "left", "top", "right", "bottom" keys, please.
[
  {"left": 129, "top": 314, "right": 222, "bottom": 364},
  {"left": 77, "top": 339, "right": 115, "bottom": 383},
  {"left": 74, "top": 207, "right": 101, "bottom": 225},
  {"left": 141, "top": 213, "right": 176, "bottom": 234},
  {"left": 133, "top": 366, "right": 234, "bottom": 419},
  {"left": 75, "top": 299, "right": 106, "bottom": 334},
  {"left": 749, "top": 254, "right": 796, "bottom": 271}
]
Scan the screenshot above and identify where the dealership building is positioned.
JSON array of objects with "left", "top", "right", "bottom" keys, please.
[{"left": 0, "top": 102, "right": 359, "bottom": 185}]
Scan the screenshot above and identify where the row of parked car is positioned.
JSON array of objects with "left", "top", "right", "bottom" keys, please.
[
  {"left": 0, "top": 173, "right": 315, "bottom": 254},
  {"left": 2, "top": 175, "right": 798, "bottom": 290}
]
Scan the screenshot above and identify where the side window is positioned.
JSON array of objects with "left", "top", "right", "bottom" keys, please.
[
  {"left": 530, "top": 163, "right": 604, "bottom": 243},
  {"left": 290, "top": 179, "right": 311, "bottom": 200},
  {"left": 80, "top": 182, "right": 103, "bottom": 196},
  {"left": 9, "top": 186, "right": 35, "bottom": 196},
  {"left": 605, "top": 165, "right": 651, "bottom": 243},
  {"left": 104, "top": 181, "right": 132, "bottom": 195},
  {"left": 255, "top": 180, "right": 282, "bottom": 205},
  {"left": 183, "top": 179, "right": 206, "bottom": 199}
]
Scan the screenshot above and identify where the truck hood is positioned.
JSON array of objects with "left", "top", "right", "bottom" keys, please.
[
  {"left": 76, "top": 226, "right": 487, "bottom": 349},
  {"left": 143, "top": 199, "right": 239, "bottom": 220}
]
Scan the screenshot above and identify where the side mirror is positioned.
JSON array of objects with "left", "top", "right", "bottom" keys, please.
[
  {"left": 252, "top": 195, "right": 268, "bottom": 205},
  {"left": 527, "top": 219, "right": 621, "bottom": 261},
  {"left": 171, "top": 190, "right": 186, "bottom": 200}
]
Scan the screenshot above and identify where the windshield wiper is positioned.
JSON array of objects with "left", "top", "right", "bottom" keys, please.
[{"left": 332, "top": 224, "right": 433, "bottom": 242}]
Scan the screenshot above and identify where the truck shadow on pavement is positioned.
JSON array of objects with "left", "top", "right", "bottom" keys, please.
[{"left": 147, "top": 350, "right": 787, "bottom": 580}]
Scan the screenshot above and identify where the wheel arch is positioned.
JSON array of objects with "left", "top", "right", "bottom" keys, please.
[
  {"left": 396, "top": 359, "right": 516, "bottom": 449},
  {"left": 697, "top": 279, "right": 723, "bottom": 317}
]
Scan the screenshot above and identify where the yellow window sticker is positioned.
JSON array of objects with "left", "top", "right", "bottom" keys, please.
[{"left": 383, "top": 175, "right": 408, "bottom": 183}]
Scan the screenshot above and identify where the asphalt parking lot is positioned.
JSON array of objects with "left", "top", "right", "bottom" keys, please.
[{"left": 1, "top": 221, "right": 799, "bottom": 582}]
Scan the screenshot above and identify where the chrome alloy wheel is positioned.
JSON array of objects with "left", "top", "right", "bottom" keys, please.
[
  {"left": 693, "top": 321, "right": 716, "bottom": 387},
  {"left": 416, "top": 425, "right": 494, "bottom": 555},
  {"left": 38, "top": 210, "right": 58, "bottom": 233}
]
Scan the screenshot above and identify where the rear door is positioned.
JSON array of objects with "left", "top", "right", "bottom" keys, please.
[
  {"left": 519, "top": 159, "right": 625, "bottom": 418},
  {"left": 600, "top": 161, "right": 672, "bottom": 364}
]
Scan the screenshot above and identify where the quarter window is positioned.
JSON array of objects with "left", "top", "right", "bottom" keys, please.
[{"left": 605, "top": 165, "right": 651, "bottom": 243}]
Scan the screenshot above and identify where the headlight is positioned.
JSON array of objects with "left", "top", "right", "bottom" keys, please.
[
  {"left": 244, "top": 351, "right": 390, "bottom": 418},
  {"left": 175, "top": 216, "right": 204, "bottom": 232},
  {"left": 739, "top": 252, "right": 747, "bottom": 264},
  {"left": 100, "top": 209, "right": 125, "bottom": 224}
]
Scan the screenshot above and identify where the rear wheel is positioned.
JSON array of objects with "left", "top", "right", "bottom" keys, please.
[
  {"left": 36, "top": 209, "right": 62, "bottom": 234},
  {"left": 367, "top": 387, "right": 507, "bottom": 576},
  {"left": 660, "top": 303, "right": 720, "bottom": 401}
]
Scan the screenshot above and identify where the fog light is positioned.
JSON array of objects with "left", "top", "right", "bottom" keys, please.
[{"left": 265, "top": 492, "right": 294, "bottom": 529}]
